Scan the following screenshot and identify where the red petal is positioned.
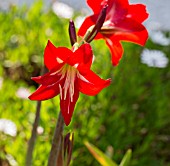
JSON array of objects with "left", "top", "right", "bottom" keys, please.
[
  {"left": 114, "top": 27, "right": 148, "bottom": 46},
  {"left": 28, "top": 82, "right": 62, "bottom": 101},
  {"left": 105, "top": 25, "right": 148, "bottom": 66},
  {"left": 105, "top": 37, "right": 123, "bottom": 66},
  {"left": 31, "top": 66, "right": 63, "bottom": 86},
  {"left": 111, "top": 17, "right": 149, "bottom": 46},
  {"left": 87, "top": 0, "right": 104, "bottom": 14},
  {"left": 128, "top": 4, "right": 149, "bottom": 23},
  {"left": 105, "top": 0, "right": 129, "bottom": 22},
  {"left": 109, "top": 0, "right": 129, "bottom": 7},
  {"left": 78, "top": 70, "right": 111, "bottom": 96},
  {"left": 78, "top": 15, "right": 100, "bottom": 38},
  {"left": 60, "top": 80, "right": 79, "bottom": 126},
  {"left": 68, "top": 44, "right": 93, "bottom": 72},
  {"left": 44, "top": 40, "right": 72, "bottom": 70},
  {"left": 114, "top": 17, "right": 147, "bottom": 33}
]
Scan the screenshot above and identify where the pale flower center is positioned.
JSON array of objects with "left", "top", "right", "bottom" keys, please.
[
  {"left": 55, "top": 61, "right": 91, "bottom": 115},
  {"left": 59, "top": 65, "right": 77, "bottom": 103}
]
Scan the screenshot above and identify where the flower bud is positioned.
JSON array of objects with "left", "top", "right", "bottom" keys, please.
[
  {"left": 69, "top": 20, "right": 77, "bottom": 46},
  {"left": 86, "top": 4, "right": 108, "bottom": 43},
  {"left": 64, "top": 132, "right": 74, "bottom": 166}
]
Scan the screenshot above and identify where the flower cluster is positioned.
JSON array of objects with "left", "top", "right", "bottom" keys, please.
[{"left": 29, "top": 0, "right": 148, "bottom": 125}]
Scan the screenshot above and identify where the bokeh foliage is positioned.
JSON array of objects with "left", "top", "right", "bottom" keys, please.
[{"left": 0, "top": 1, "right": 170, "bottom": 166}]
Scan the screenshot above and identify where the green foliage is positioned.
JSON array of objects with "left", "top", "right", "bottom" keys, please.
[
  {"left": 85, "top": 141, "right": 118, "bottom": 166},
  {"left": 84, "top": 141, "right": 132, "bottom": 166},
  {"left": 120, "top": 149, "right": 132, "bottom": 166},
  {"left": 0, "top": 1, "right": 170, "bottom": 166}
]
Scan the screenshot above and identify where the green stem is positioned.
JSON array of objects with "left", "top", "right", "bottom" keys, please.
[
  {"left": 47, "top": 111, "right": 64, "bottom": 166},
  {"left": 79, "top": 26, "right": 94, "bottom": 46}
]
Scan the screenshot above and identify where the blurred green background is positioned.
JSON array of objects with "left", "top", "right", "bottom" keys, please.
[{"left": 0, "top": 1, "right": 170, "bottom": 166}]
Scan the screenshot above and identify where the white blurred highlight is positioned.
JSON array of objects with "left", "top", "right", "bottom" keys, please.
[
  {"left": 52, "top": 2, "right": 74, "bottom": 19},
  {"left": 150, "top": 31, "right": 170, "bottom": 46},
  {"left": 37, "top": 126, "right": 44, "bottom": 135},
  {"left": 141, "top": 49, "right": 169, "bottom": 68},
  {"left": 0, "top": 77, "right": 3, "bottom": 89},
  {"left": 16, "top": 87, "right": 30, "bottom": 99},
  {"left": 75, "top": 16, "right": 85, "bottom": 28},
  {"left": 0, "top": 119, "right": 17, "bottom": 137}
]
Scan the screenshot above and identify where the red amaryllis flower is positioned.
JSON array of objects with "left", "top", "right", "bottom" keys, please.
[
  {"left": 78, "top": 0, "right": 149, "bottom": 66},
  {"left": 29, "top": 40, "right": 110, "bottom": 125}
]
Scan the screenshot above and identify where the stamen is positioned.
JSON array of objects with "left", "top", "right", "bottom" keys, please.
[
  {"left": 59, "top": 84, "right": 62, "bottom": 100},
  {"left": 77, "top": 72, "right": 91, "bottom": 83},
  {"left": 68, "top": 101, "right": 70, "bottom": 114},
  {"left": 61, "top": 65, "right": 77, "bottom": 103},
  {"left": 64, "top": 72, "right": 70, "bottom": 100},
  {"left": 50, "top": 68, "right": 63, "bottom": 76},
  {"left": 69, "top": 68, "right": 76, "bottom": 102}
]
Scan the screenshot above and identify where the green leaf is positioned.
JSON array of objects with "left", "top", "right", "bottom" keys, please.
[
  {"left": 85, "top": 141, "right": 118, "bottom": 166},
  {"left": 119, "top": 149, "right": 132, "bottom": 166}
]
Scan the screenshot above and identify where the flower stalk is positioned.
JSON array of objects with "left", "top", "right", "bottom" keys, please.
[
  {"left": 26, "top": 66, "right": 47, "bottom": 166},
  {"left": 47, "top": 111, "right": 65, "bottom": 166},
  {"left": 26, "top": 101, "right": 41, "bottom": 166}
]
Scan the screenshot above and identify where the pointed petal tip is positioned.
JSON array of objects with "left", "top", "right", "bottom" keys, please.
[
  {"left": 112, "top": 61, "right": 119, "bottom": 66},
  {"left": 28, "top": 93, "right": 41, "bottom": 101},
  {"left": 63, "top": 116, "right": 71, "bottom": 126},
  {"left": 28, "top": 95, "right": 31, "bottom": 100},
  {"left": 103, "top": 78, "right": 111, "bottom": 88},
  {"left": 106, "top": 78, "right": 111, "bottom": 85},
  {"left": 31, "top": 76, "right": 40, "bottom": 81},
  {"left": 65, "top": 120, "right": 71, "bottom": 126},
  {"left": 28, "top": 94, "right": 36, "bottom": 101},
  {"left": 47, "top": 39, "right": 51, "bottom": 44}
]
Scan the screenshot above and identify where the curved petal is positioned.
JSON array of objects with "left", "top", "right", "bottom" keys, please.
[
  {"left": 60, "top": 79, "right": 79, "bottom": 126},
  {"left": 44, "top": 40, "right": 72, "bottom": 70},
  {"left": 105, "top": 25, "right": 148, "bottom": 66},
  {"left": 31, "top": 66, "right": 63, "bottom": 86},
  {"left": 128, "top": 4, "right": 149, "bottom": 23},
  {"left": 68, "top": 44, "right": 93, "bottom": 72},
  {"left": 114, "top": 27, "right": 148, "bottom": 46},
  {"left": 105, "top": 37, "right": 124, "bottom": 66},
  {"left": 78, "top": 70, "right": 111, "bottom": 96},
  {"left": 28, "top": 82, "right": 61, "bottom": 101}
]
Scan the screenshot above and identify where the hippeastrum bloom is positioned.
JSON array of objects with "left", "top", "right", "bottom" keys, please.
[
  {"left": 78, "top": 0, "right": 149, "bottom": 66},
  {"left": 29, "top": 40, "right": 111, "bottom": 125}
]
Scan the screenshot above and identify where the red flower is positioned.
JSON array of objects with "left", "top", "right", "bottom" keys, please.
[
  {"left": 29, "top": 40, "right": 111, "bottom": 125},
  {"left": 78, "top": 0, "right": 149, "bottom": 66}
]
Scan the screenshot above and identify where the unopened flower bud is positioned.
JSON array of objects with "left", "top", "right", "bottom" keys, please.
[
  {"left": 86, "top": 4, "right": 108, "bottom": 43},
  {"left": 69, "top": 20, "right": 77, "bottom": 46},
  {"left": 64, "top": 132, "right": 74, "bottom": 166}
]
